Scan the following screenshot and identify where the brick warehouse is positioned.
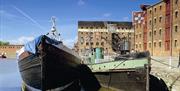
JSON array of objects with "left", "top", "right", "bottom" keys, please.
[
  {"left": 0, "top": 45, "right": 23, "bottom": 58},
  {"left": 133, "top": 0, "right": 180, "bottom": 56},
  {"left": 74, "top": 21, "right": 134, "bottom": 56}
]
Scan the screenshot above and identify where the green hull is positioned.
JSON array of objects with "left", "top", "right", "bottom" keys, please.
[{"left": 88, "top": 58, "right": 150, "bottom": 91}]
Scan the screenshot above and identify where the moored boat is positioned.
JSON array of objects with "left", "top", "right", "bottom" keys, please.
[
  {"left": 17, "top": 17, "right": 101, "bottom": 91},
  {"left": 0, "top": 53, "right": 7, "bottom": 58},
  {"left": 88, "top": 51, "right": 151, "bottom": 91}
]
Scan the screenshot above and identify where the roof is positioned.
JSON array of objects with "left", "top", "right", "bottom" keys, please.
[
  {"left": 146, "top": 0, "right": 164, "bottom": 9},
  {"left": 78, "top": 21, "right": 133, "bottom": 28}
]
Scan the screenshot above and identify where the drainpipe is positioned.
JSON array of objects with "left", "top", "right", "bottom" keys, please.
[
  {"left": 151, "top": 6, "right": 154, "bottom": 56},
  {"left": 169, "top": 0, "right": 173, "bottom": 69}
]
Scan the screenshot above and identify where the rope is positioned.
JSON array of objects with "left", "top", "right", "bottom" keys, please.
[{"left": 150, "top": 57, "right": 178, "bottom": 68}]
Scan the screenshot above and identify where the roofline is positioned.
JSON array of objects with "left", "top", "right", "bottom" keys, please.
[
  {"left": 146, "top": 0, "right": 164, "bottom": 9},
  {"left": 78, "top": 21, "right": 132, "bottom": 23},
  {"left": 0, "top": 45, "right": 24, "bottom": 46}
]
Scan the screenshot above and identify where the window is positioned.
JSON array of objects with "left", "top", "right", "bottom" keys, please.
[
  {"left": 154, "top": 8, "right": 156, "bottom": 12},
  {"left": 136, "top": 35, "right": 138, "bottom": 38},
  {"left": 81, "top": 27, "right": 83, "bottom": 29},
  {"left": 154, "top": 18, "right": 156, "bottom": 24},
  {"left": 159, "top": 29, "right": 162, "bottom": 35},
  {"left": 159, "top": 42, "right": 161, "bottom": 47},
  {"left": 80, "top": 37, "right": 84, "bottom": 43},
  {"left": 149, "top": 20, "right": 152, "bottom": 25},
  {"left": 175, "top": 40, "right": 177, "bottom": 47},
  {"left": 90, "top": 27, "right": 93, "bottom": 29},
  {"left": 175, "top": 11, "right": 178, "bottom": 18},
  {"left": 154, "top": 42, "right": 156, "bottom": 47},
  {"left": 136, "top": 44, "right": 138, "bottom": 48},
  {"left": 160, "top": 5, "right": 162, "bottom": 10},
  {"left": 159, "top": 17, "right": 162, "bottom": 23},
  {"left": 86, "top": 27, "right": 88, "bottom": 29},
  {"left": 91, "top": 42, "right": 93, "bottom": 45},
  {"left": 154, "top": 31, "right": 156, "bottom": 35},
  {"left": 175, "top": 26, "right": 178, "bottom": 32},
  {"left": 150, "top": 10, "right": 152, "bottom": 14},
  {"left": 139, "top": 34, "right": 141, "bottom": 38},
  {"left": 149, "top": 31, "right": 152, "bottom": 37},
  {"left": 175, "top": 0, "right": 178, "bottom": 4},
  {"left": 96, "top": 42, "right": 99, "bottom": 46},
  {"left": 86, "top": 42, "right": 89, "bottom": 45},
  {"left": 101, "top": 42, "right": 104, "bottom": 46}
]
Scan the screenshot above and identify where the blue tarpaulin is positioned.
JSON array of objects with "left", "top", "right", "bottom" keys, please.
[
  {"left": 24, "top": 35, "right": 43, "bottom": 54},
  {"left": 17, "top": 35, "right": 60, "bottom": 58}
]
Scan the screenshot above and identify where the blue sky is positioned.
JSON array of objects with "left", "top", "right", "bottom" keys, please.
[{"left": 0, "top": 0, "right": 159, "bottom": 48}]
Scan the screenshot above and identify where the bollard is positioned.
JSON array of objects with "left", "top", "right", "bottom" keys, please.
[
  {"left": 178, "top": 51, "right": 180, "bottom": 68},
  {"left": 169, "top": 56, "right": 172, "bottom": 69}
]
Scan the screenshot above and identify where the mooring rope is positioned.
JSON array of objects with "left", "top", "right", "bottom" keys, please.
[{"left": 150, "top": 57, "right": 178, "bottom": 68}]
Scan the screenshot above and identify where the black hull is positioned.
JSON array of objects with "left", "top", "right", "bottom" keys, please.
[
  {"left": 94, "top": 69, "right": 147, "bottom": 91},
  {"left": 18, "top": 41, "right": 101, "bottom": 91},
  {"left": 18, "top": 43, "right": 81, "bottom": 90}
]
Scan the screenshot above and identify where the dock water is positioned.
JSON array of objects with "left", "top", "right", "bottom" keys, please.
[{"left": 0, "top": 59, "right": 22, "bottom": 91}]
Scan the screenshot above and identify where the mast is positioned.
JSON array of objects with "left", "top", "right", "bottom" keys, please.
[
  {"left": 51, "top": 17, "right": 56, "bottom": 32},
  {"left": 47, "top": 16, "right": 61, "bottom": 41}
]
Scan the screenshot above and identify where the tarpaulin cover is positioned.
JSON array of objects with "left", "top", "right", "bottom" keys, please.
[{"left": 17, "top": 35, "right": 60, "bottom": 59}]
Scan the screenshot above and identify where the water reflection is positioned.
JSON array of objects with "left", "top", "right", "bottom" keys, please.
[{"left": 0, "top": 59, "right": 22, "bottom": 91}]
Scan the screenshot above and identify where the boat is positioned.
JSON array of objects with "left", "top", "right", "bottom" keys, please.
[
  {"left": 17, "top": 17, "right": 101, "bottom": 91},
  {"left": 0, "top": 53, "right": 7, "bottom": 58},
  {"left": 87, "top": 50, "right": 151, "bottom": 91}
]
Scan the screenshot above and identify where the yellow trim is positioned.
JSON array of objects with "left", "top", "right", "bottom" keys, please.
[{"left": 21, "top": 81, "right": 26, "bottom": 91}]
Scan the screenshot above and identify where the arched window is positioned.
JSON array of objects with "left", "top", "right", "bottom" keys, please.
[{"left": 175, "top": 11, "right": 178, "bottom": 18}]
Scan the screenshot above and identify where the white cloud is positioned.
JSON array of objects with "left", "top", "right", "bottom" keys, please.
[
  {"left": 9, "top": 36, "right": 34, "bottom": 45},
  {"left": 103, "top": 13, "right": 111, "bottom": 17},
  {"left": 0, "top": 10, "right": 17, "bottom": 19},
  {"left": 78, "top": 0, "right": 85, "bottom": 6},
  {"left": 63, "top": 36, "right": 77, "bottom": 49},
  {"left": 122, "top": 17, "right": 129, "bottom": 21}
]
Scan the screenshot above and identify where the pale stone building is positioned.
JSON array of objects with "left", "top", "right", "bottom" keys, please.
[{"left": 75, "top": 21, "right": 134, "bottom": 56}]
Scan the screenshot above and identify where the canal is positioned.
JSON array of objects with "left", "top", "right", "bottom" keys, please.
[{"left": 0, "top": 59, "right": 22, "bottom": 91}]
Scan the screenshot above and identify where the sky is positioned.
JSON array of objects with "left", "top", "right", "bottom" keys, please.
[{"left": 0, "top": 0, "right": 159, "bottom": 48}]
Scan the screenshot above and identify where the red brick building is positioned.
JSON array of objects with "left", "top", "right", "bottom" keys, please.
[{"left": 133, "top": 0, "right": 180, "bottom": 56}]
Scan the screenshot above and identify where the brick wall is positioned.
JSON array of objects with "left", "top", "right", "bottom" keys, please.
[
  {"left": 0, "top": 45, "right": 23, "bottom": 58},
  {"left": 134, "top": 0, "right": 180, "bottom": 57}
]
